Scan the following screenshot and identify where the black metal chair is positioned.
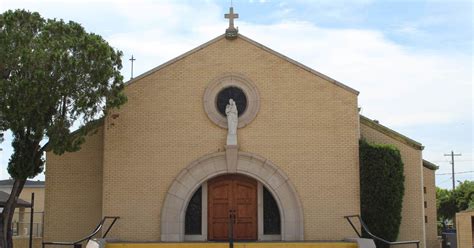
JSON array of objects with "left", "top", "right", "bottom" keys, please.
[
  {"left": 42, "top": 216, "right": 119, "bottom": 248},
  {"left": 344, "top": 215, "right": 420, "bottom": 248}
]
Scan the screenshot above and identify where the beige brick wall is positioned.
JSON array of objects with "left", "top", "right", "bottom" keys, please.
[
  {"left": 101, "top": 36, "right": 360, "bottom": 241},
  {"left": 456, "top": 211, "right": 474, "bottom": 248},
  {"left": 0, "top": 186, "right": 44, "bottom": 218},
  {"left": 43, "top": 127, "right": 104, "bottom": 242},
  {"left": 360, "top": 122, "right": 425, "bottom": 248},
  {"left": 5, "top": 186, "right": 44, "bottom": 221},
  {"left": 423, "top": 167, "right": 438, "bottom": 248},
  {"left": 19, "top": 187, "right": 45, "bottom": 213},
  {"left": 16, "top": 187, "right": 45, "bottom": 236}
]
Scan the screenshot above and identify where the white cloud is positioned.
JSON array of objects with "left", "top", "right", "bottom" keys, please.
[
  {"left": 238, "top": 21, "right": 471, "bottom": 127},
  {"left": 0, "top": 1, "right": 471, "bottom": 184},
  {"left": 104, "top": 1, "right": 226, "bottom": 80},
  {"left": 109, "top": 14, "right": 471, "bottom": 128}
]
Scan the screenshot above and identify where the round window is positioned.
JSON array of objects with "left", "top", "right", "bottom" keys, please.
[
  {"left": 203, "top": 74, "right": 260, "bottom": 129},
  {"left": 216, "top": 86, "right": 247, "bottom": 117}
]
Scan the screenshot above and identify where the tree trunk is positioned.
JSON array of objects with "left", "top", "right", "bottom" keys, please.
[{"left": 0, "top": 179, "right": 26, "bottom": 248}]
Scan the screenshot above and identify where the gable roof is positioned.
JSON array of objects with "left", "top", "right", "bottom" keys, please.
[
  {"left": 360, "top": 115, "right": 424, "bottom": 151},
  {"left": 43, "top": 117, "right": 104, "bottom": 152},
  {"left": 0, "top": 191, "right": 31, "bottom": 208},
  {"left": 125, "top": 33, "right": 359, "bottom": 95},
  {"left": 0, "top": 179, "right": 45, "bottom": 188}
]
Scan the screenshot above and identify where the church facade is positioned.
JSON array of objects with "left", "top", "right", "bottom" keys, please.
[{"left": 43, "top": 13, "right": 438, "bottom": 248}]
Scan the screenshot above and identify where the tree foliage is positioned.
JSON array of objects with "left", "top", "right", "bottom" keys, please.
[
  {"left": 0, "top": 9, "right": 126, "bottom": 248},
  {"left": 436, "top": 187, "right": 457, "bottom": 226},
  {"left": 437, "top": 180, "right": 474, "bottom": 224},
  {"left": 1, "top": 9, "right": 126, "bottom": 177},
  {"left": 359, "top": 139, "right": 405, "bottom": 248}
]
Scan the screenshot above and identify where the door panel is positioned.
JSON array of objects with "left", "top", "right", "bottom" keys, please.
[
  {"left": 208, "top": 179, "right": 232, "bottom": 240},
  {"left": 233, "top": 180, "right": 257, "bottom": 240},
  {"left": 208, "top": 175, "right": 257, "bottom": 241}
]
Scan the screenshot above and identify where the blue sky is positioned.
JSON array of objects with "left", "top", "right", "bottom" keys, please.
[{"left": 0, "top": 0, "right": 472, "bottom": 189}]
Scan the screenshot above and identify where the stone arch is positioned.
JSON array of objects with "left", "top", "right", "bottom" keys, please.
[{"left": 160, "top": 151, "right": 304, "bottom": 241}]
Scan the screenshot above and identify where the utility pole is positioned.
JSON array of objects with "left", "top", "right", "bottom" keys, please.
[{"left": 444, "top": 151, "right": 462, "bottom": 190}]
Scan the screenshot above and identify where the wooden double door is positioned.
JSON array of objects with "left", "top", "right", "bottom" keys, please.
[{"left": 208, "top": 174, "right": 257, "bottom": 241}]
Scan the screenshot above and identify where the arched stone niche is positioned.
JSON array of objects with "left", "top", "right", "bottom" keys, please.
[{"left": 160, "top": 151, "right": 304, "bottom": 241}]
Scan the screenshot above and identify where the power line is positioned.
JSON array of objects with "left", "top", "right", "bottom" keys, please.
[
  {"left": 436, "top": 170, "right": 474, "bottom": 175},
  {"left": 431, "top": 160, "right": 473, "bottom": 163}
]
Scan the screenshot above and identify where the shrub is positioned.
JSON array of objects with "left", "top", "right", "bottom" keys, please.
[{"left": 360, "top": 139, "right": 405, "bottom": 248}]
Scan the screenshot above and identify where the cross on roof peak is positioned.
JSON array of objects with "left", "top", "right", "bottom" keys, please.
[{"left": 225, "top": 6, "right": 239, "bottom": 39}]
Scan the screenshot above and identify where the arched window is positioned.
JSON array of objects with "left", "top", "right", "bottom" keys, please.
[
  {"left": 185, "top": 187, "right": 202, "bottom": 235},
  {"left": 263, "top": 186, "right": 281, "bottom": 235}
]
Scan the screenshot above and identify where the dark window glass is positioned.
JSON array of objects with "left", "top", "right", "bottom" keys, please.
[
  {"left": 216, "top": 86, "right": 247, "bottom": 117},
  {"left": 185, "top": 187, "right": 202, "bottom": 235},
  {"left": 263, "top": 187, "right": 281, "bottom": 235}
]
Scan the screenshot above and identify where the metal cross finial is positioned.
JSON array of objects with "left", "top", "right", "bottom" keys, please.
[
  {"left": 225, "top": 7, "right": 238, "bottom": 29},
  {"left": 225, "top": 6, "right": 239, "bottom": 39},
  {"left": 129, "top": 55, "right": 136, "bottom": 79}
]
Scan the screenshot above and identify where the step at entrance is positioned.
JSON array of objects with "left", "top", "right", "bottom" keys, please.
[{"left": 106, "top": 242, "right": 358, "bottom": 248}]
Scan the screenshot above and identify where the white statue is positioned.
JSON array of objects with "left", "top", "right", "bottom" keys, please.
[{"left": 226, "top": 99, "right": 238, "bottom": 145}]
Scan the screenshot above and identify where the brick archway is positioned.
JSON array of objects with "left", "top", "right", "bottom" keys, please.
[{"left": 160, "top": 151, "right": 304, "bottom": 241}]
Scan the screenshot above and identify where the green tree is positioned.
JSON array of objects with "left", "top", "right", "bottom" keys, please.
[
  {"left": 436, "top": 187, "right": 457, "bottom": 224},
  {"left": 0, "top": 10, "right": 126, "bottom": 248},
  {"left": 437, "top": 180, "right": 474, "bottom": 226},
  {"left": 359, "top": 139, "right": 405, "bottom": 248},
  {"left": 455, "top": 180, "right": 474, "bottom": 210}
]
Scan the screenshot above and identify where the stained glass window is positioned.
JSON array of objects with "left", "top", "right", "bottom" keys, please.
[
  {"left": 263, "top": 187, "right": 281, "bottom": 235},
  {"left": 216, "top": 86, "right": 247, "bottom": 117},
  {"left": 185, "top": 186, "right": 202, "bottom": 235}
]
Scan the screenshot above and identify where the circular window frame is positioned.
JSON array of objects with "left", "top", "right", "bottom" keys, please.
[{"left": 204, "top": 73, "right": 260, "bottom": 129}]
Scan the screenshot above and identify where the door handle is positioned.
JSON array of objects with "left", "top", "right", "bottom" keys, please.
[
  {"left": 232, "top": 209, "right": 236, "bottom": 224},
  {"left": 229, "top": 209, "right": 236, "bottom": 223}
]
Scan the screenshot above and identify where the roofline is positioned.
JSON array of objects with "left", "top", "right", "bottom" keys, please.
[
  {"left": 0, "top": 192, "right": 31, "bottom": 208},
  {"left": 238, "top": 34, "right": 359, "bottom": 95},
  {"left": 44, "top": 118, "right": 104, "bottom": 152},
  {"left": 0, "top": 179, "right": 45, "bottom": 187},
  {"left": 124, "top": 34, "right": 226, "bottom": 87},
  {"left": 360, "top": 115, "right": 424, "bottom": 151},
  {"left": 44, "top": 36, "right": 229, "bottom": 152},
  {"left": 423, "top": 160, "right": 439, "bottom": 170},
  {"left": 123, "top": 33, "right": 360, "bottom": 95},
  {"left": 0, "top": 185, "right": 45, "bottom": 188}
]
